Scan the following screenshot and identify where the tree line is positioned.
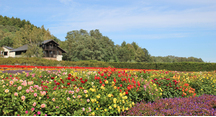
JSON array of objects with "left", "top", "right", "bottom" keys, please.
[{"left": 0, "top": 15, "right": 204, "bottom": 62}]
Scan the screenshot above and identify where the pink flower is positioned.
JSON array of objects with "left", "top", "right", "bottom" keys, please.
[
  {"left": 82, "top": 108, "right": 85, "bottom": 111},
  {"left": 41, "top": 104, "right": 46, "bottom": 108},
  {"left": 37, "top": 111, "right": 41, "bottom": 115},
  {"left": 87, "top": 99, "right": 90, "bottom": 102},
  {"left": 32, "top": 74, "right": 35, "bottom": 77},
  {"left": 76, "top": 88, "right": 79, "bottom": 93},
  {"left": 31, "top": 108, "right": 35, "bottom": 111},
  {"left": 25, "top": 110, "right": 28, "bottom": 114},
  {"left": 56, "top": 106, "right": 59, "bottom": 109},
  {"left": 34, "top": 93, "right": 37, "bottom": 97},
  {"left": 34, "top": 85, "right": 39, "bottom": 88},
  {"left": 33, "top": 102, "right": 36, "bottom": 106},
  {"left": 34, "top": 114, "right": 36, "bottom": 116},
  {"left": 9, "top": 80, "right": 14, "bottom": 85},
  {"left": 45, "top": 114, "right": 47, "bottom": 116},
  {"left": 14, "top": 92, "right": 18, "bottom": 96},
  {"left": 38, "top": 87, "right": 42, "bottom": 90},
  {"left": 26, "top": 73, "right": 29, "bottom": 77},
  {"left": 18, "top": 86, "right": 22, "bottom": 90},
  {"left": 21, "top": 95, "right": 26, "bottom": 101},
  {"left": 26, "top": 89, "right": 29, "bottom": 93}
]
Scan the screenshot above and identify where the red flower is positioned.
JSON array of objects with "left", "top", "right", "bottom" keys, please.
[
  {"left": 81, "top": 81, "right": 85, "bottom": 84},
  {"left": 56, "top": 82, "right": 60, "bottom": 85},
  {"left": 137, "top": 81, "right": 140, "bottom": 87},
  {"left": 120, "top": 89, "right": 122, "bottom": 92},
  {"left": 68, "top": 74, "right": 71, "bottom": 77},
  {"left": 114, "top": 78, "right": 116, "bottom": 83},
  {"left": 99, "top": 81, "right": 102, "bottom": 84},
  {"left": 184, "top": 83, "right": 189, "bottom": 87},
  {"left": 51, "top": 77, "right": 54, "bottom": 79},
  {"left": 154, "top": 78, "right": 157, "bottom": 81},
  {"left": 108, "top": 74, "right": 111, "bottom": 77},
  {"left": 102, "top": 84, "right": 105, "bottom": 87},
  {"left": 118, "top": 74, "right": 121, "bottom": 77},
  {"left": 117, "top": 87, "right": 120, "bottom": 89},
  {"left": 85, "top": 79, "right": 87, "bottom": 82},
  {"left": 166, "top": 78, "right": 170, "bottom": 80},
  {"left": 101, "top": 73, "right": 104, "bottom": 77},
  {"left": 80, "top": 78, "right": 82, "bottom": 80},
  {"left": 125, "top": 91, "right": 128, "bottom": 95},
  {"left": 104, "top": 76, "right": 107, "bottom": 79},
  {"left": 67, "top": 77, "right": 71, "bottom": 80},
  {"left": 67, "top": 83, "right": 71, "bottom": 85},
  {"left": 182, "top": 94, "right": 184, "bottom": 97}
]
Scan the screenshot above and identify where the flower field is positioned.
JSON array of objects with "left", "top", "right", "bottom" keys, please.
[{"left": 0, "top": 65, "right": 216, "bottom": 116}]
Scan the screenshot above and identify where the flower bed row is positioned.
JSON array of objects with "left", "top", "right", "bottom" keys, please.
[{"left": 0, "top": 65, "right": 215, "bottom": 116}]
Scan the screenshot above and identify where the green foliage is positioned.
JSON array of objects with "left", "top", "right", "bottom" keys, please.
[
  {"left": 0, "top": 57, "right": 112, "bottom": 67},
  {"left": 108, "top": 62, "right": 216, "bottom": 71}
]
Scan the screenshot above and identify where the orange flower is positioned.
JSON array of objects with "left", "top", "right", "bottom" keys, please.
[{"left": 185, "top": 88, "right": 188, "bottom": 92}]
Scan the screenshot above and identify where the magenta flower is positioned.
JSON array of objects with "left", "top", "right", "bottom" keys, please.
[
  {"left": 31, "top": 108, "right": 35, "bottom": 111},
  {"left": 37, "top": 111, "right": 41, "bottom": 115},
  {"left": 25, "top": 110, "right": 28, "bottom": 114}
]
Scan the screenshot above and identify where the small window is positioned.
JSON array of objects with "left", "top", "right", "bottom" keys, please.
[{"left": 4, "top": 52, "right": 8, "bottom": 56}]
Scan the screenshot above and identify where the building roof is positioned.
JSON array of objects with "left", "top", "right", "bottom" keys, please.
[
  {"left": 10, "top": 44, "right": 28, "bottom": 52},
  {"left": 42, "top": 39, "right": 59, "bottom": 45},
  {"left": 3, "top": 46, "right": 14, "bottom": 50},
  {"left": 10, "top": 39, "right": 66, "bottom": 53}
]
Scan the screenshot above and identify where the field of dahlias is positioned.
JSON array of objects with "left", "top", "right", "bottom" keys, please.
[{"left": 0, "top": 65, "right": 216, "bottom": 116}]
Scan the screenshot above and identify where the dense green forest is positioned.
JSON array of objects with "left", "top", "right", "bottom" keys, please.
[{"left": 0, "top": 15, "right": 204, "bottom": 62}]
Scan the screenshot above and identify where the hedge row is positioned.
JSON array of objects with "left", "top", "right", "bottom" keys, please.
[
  {"left": 0, "top": 57, "right": 111, "bottom": 68},
  {"left": 0, "top": 57, "right": 216, "bottom": 71},
  {"left": 108, "top": 62, "right": 216, "bottom": 71}
]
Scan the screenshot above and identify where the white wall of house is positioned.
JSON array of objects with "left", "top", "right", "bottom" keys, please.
[
  {"left": 56, "top": 55, "right": 63, "bottom": 61},
  {"left": 2, "top": 47, "right": 11, "bottom": 58},
  {"left": 9, "top": 51, "right": 15, "bottom": 57}
]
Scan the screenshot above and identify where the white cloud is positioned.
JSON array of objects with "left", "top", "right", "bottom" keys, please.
[{"left": 44, "top": 0, "right": 216, "bottom": 40}]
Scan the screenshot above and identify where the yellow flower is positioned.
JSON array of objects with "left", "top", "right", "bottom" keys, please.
[
  {"left": 132, "top": 102, "right": 135, "bottom": 105},
  {"left": 126, "top": 107, "right": 129, "bottom": 110},
  {"left": 91, "top": 112, "right": 95, "bottom": 116},
  {"left": 109, "top": 106, "right": 112, "bottom": 109},
  {"left": 101, "top": 86, "right": 105, "bottom": 90},
  {"left": 108, "top": 94, "right": 112, "bottom": 97},
  {"left": 85, "top": 94, "right": 88, "bottom": 97},
  {"left": 96, "top": 95, "right": 100, "bottom": 99},
  {"left": 119, "top": 93, "right": 123, "bottom": 97},
  {"left": 114, "top": 104, "right": 117, "bottom": 108},
  {"left": 122, "top": 100, "right": 125, "bottom": 103},
  {"left": 105, "top": 80, "right": 108, "bottom": 84},
  {"left": 96, "top": 108, "right": 98, "bottom": 110},
  {"left": 104, "top": 109, "right": 107, "bottom": 112},
  {"left": 118, "top": 108, "right": 121, "bottom": 112},
  {"left": 113, "top": 98, "right": 117, "bottom": 103},
  {"left": 114, "top": 86, "right": 117, "bottom": 89}
]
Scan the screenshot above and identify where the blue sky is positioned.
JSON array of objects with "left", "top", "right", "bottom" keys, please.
[{"left": 1, "top": 0, "right": 216, "bottom": 62}]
